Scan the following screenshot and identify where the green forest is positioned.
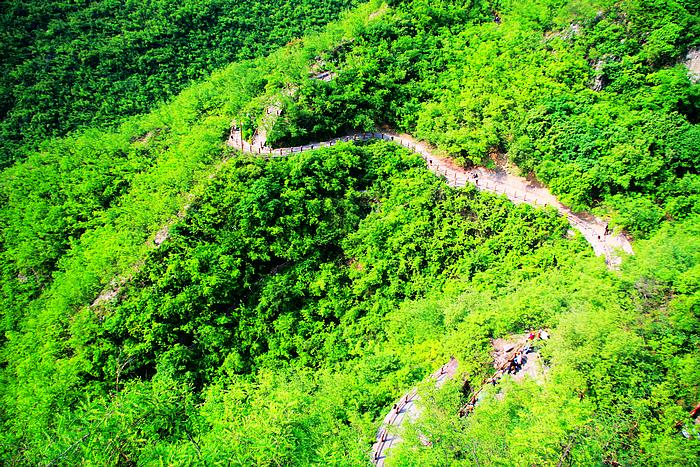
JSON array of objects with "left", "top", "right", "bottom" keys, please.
[
  {"left": 1, "top": 0, "right": 699, "bottom": 465},
  {"left": 0, "top": 0, "right": 360, "bottom": 165}
]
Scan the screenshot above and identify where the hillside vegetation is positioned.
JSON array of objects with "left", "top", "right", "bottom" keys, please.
[
  {"left": 270, "top": 0, "right": 700, "bottom": 237},
  {"left": 0, "top": 0, "right": 699, "bottom": 465},
  {"left": 0, "top": 0, "right": 360, "bottom": 165}
]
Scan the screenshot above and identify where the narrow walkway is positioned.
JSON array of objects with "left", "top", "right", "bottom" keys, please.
[
  {"left": 228, "top": 129, "right": 633, "bottom": 268},
  {"left": 371, "top": 358, "right": 459, "bottom": 466}
]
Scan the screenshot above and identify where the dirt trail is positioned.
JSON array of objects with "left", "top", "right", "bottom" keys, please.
[{"left": 228, "top": 129, "right": 633, "bottom": 268}]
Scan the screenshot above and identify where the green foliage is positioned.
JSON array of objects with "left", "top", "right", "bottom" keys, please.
[
  {"left": 0, "top": 63, "right": 255, "bottom": 336},
  {"left": 1, "top": 0, "right": 699, "bottom": 465},
  {"left": 386, "top": 216, "right": 700, "bottom": 465},
  {"left": 0, "top": 0, "right": 361, "bottom": 165},
  {"left": 271, "top": 0, "right": 699, "bottom": 236},
  {"left": 0, "top": 138, "right": 579, "bottom": 463}
]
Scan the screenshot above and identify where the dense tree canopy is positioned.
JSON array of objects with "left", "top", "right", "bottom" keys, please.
[
  {"left": 0, "top": 0, "right": 360, "bottom": 165},
  {"left": 269, "top": 0, "right": 700, "bottom": 237},
  {"left": 1, "top": 0, "right": 698, "bottom": 465}
]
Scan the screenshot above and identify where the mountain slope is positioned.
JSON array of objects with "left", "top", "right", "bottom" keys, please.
[
  {"left": 0, "top": 0, "right": 361, "bottom": 165},
  {"left": 0, "top": 0, "right": 699, "bottom": 464}
]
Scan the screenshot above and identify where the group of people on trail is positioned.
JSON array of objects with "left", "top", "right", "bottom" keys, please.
[
  {"left": 506, "top": 329, "right": 549, "bottom": 374},
  {"left": 509, "top": 349, "right": 526, "bottom": 374},
  {"left": 529, "top": 329, "right": 549, "bottom": 341}
]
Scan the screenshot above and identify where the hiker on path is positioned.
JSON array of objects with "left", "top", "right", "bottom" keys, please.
[{"left": 515, "top": 352, "right": 523, "bottom": 368}]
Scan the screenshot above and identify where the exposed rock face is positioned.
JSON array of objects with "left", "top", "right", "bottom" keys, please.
[
  {"left": 154, "top": 225, "right": 170, "bottom": 246},
  {"left": 91, "top": 277, "right": 126, "bottom": 309},
  {"left": 591, "top": 59, "right": 605, "bottom": 91},
  {"left": 685, "top": 48, "right": 700, "bottom": 84}
]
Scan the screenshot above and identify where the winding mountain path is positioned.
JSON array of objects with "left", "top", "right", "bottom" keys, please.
[{"left": 228, "top": 129, "right": 633, "bottom": 268}]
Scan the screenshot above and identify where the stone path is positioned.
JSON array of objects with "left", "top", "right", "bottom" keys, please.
[
  {"left": 228, "top": 129, "right": 633, "bottom": 268},
  {"left": 460, "top": 333, "right": 548, "bottom": 417},
  {"left": 371, "top": 357, "right": 459, "bottom": 466}
]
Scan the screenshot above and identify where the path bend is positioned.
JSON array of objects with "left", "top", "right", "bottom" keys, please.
[{"left": 228, "top": 129, "right": 633, "bottom": 268}]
